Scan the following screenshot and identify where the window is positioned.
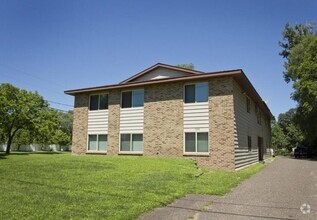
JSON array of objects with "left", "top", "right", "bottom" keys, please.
[
  {"left": 88, "top": 134, "right": 107, "bottom": 151},
  {"left": 185, "top": 132, "right": 208, "bottom": 153},
  {"left": 121, "top": 89, "right": 144, "bottom": 108},
  {"left": 89, "top": 94, "right": 108, "bottom": 110},
  {"left": 120, "top": 134, "right": 143, "bottom": 152},
  {"left": 246, "top": 97, "right": 251, "bottom": 113},
  {"left": 248, "top": 136, "right": 252, "bottom": 151},
  {"left": 184, "top": 83, "right": 208, "bottom": 103}
]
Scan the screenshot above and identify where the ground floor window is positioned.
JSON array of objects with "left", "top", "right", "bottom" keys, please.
[
  {"left": 120, "top": 133, "right": 143, "bottom": 152},
  {"left": 248, "top": 136, "right": 252, "bottom": 151},
  {"left": 185, "top": 132, "right": 208, "bottom": 153},
  {"left": 88, "top": 134, "right": 107, "bottom": 151}
]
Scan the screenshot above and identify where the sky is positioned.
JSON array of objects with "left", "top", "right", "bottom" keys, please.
[{"left": 0, "top": 0, "right": 316, "bottom": 117}]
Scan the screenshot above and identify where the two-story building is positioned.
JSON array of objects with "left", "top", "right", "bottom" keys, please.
[{"left": 65, "top": 63, "right": 273, "bottom": 170}]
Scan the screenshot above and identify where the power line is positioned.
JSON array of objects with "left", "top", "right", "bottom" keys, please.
[
  {"left": 0, "top": 71, "right": 65, "bottom": 95},
  {"left": 0, "top": 62, "right": 67, "bottom": 89},
  {"left": 48, "top": 107, "right": 69, "bottom": 113},
  {"left": 46, "top": 100, "right": 73, "bottom": 107}
]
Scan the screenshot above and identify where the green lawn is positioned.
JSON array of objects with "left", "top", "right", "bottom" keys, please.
[{"left": 0, "top": 152, "right": 264, "bottom": 219}]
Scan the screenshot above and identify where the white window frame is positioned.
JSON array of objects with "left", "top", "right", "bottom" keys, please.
[
  {"left": 89, "top": 93, "right": 109, "bottom": 111},
  {"left": 120, "top": 89, "right": 144, "bottom": 109},
  {"left": 183, "top": 82, "right": 209, "bottom": 104},
  {"left": 183, "top": 132, "right": 209, "bottom": 155},
  {"left": 87, "top": 134, "right": 108, "bottom": 153},
  {"left": 119, "top": 133, "right": 143, "bottom": 154}
]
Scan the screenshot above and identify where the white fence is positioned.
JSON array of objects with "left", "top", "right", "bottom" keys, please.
[{"left": 0, "top": 144, "right": 72, "bottom": 152}]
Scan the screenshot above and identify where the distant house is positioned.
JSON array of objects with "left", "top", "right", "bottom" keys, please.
[{"left": 65, "top": 63, "right": 273, "bottom": 170}]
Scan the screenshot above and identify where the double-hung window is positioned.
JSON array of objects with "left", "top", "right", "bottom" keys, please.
[
  {"left": 185, "top": 132, "right": 208, "bottom": 153},
  {"left": 184, "top": 83, "right": 208, "bottom": 103},
  {"left": 121, "top": 89, "right": 144, "bottom": 108},
  {"left": 89, "top": 94, "right": 108, "bottom": 110},
  {"left": 120, "top": 134, "right": 143, "bottom": 152},
  {"left": 88, "top": 134, "right": 107, "bottom": 152}
]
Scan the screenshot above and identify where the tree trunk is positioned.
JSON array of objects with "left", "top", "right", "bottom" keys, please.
[
  {"left": 5, "top": 136, "right": 12, "bottom": 155},
  {"left": 5, "top": 128, "right": 20, "bottom": 155}
]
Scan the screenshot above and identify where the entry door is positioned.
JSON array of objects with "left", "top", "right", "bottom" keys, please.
[{"left": 258, "top": 137, "right": 264, "bottom": 161}]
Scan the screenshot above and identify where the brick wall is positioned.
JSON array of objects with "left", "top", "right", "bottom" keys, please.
[
  {"left": 143, "top": 82, "right": 184, "bottom": 157},
  {"left": 72, "top": 94, "right": 89, "bottom": 154},
  {"left": 71, "top": 77, "right": 236, "bottom": 170},
  {"left": 107, "top": 89, "right": 120, "bottom": 155}
]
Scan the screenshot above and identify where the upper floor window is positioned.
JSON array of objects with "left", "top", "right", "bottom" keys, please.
[
  {"left": 89, "top": 94, "right": 108, "bottom": 111},
  {"left": 184, "top": 82, "right": 208, "bottom": 103},
  {"left": 246, "top": 97, "right": 251, "bottom": 113},
  {"left": 255, "top": 105, "right": 262, "bottom": 125},
  {"left": 121, "top": 89, "right": 144, "bottom": 108}
]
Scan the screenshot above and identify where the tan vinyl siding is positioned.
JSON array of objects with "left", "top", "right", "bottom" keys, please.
[
  {"left": 131, "top": 67, "right": 192, "bottom": 82},
  {"left": 233, "top": 81, "right": 271, "bottom": 169}
]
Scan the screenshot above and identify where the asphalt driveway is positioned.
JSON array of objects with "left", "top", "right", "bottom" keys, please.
[{"left": 139, "top": 157, "right": 317, "bottom": 220}]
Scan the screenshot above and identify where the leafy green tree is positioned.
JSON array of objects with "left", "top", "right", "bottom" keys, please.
[
  {"left": 13, "top": 129, "right": 33, "bottom": 151},
  {"left": 177, "top": 63, "right": 195, "bottom": 70},
  {"left": 271, "top": 120, "right": 289, "bottom": 149},
  {"left": 33, "top": 108, "right": 60, "bottom": 147},
  {"left": 52, "top": 130, "right": 71, "bottom": 146},
  {"left": 58, "top": 110, "right": 73, "bottom": 139},
  {"left": 0, "top": 83, "right": 59, "bottom": 154},
  {"left": 279, "top": 22, "right": 317, "bottom": 148},
  {"left": 271, "top": 108, "right": 304, "bottom": 151}
]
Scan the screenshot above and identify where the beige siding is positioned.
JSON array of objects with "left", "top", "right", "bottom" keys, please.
[
  {"left": 233, "top": 81, "right": 271, "bottom": 169},
  {"left": 183, "top": 102, "right": 209, "bottom": 132},
  {"left": 132, "top": 67, "right": 192, "bottom": 82},
  {"left": 87, "top": 110, "right": 108, "bottom": 134}
]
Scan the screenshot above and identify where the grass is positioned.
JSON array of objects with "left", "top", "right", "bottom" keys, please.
[{"left": 0, "top": 152, "right": 265, "bottom": 219}]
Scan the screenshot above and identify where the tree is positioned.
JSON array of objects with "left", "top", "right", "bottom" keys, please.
[
  {"left": 279, "top": 22, "right": 317, "bottom": 148},
  {"left": 271, "top": 120, "right": 289, "bottom": 149},
  {"left": 0, "top": 83, "right": 59, "bottom": 154},
  {"left": 271, "top": 109, "right": 304, "bottom": 151},
  {"left": 52, "top": 130, "right": 71, "bottom": 146},
  {"left": 58, "top": 110, "right": 73, "bottom": 139},
  {"left": 177, "top": 63, "right": 195, "bottom": 70},
  {"left": 278, "top": 109, "right": 304, "bottom": 150}
]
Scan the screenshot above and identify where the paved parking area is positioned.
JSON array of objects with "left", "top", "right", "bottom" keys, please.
[{"left": 139, "top": 157, "right": 317, "bottom": 220}]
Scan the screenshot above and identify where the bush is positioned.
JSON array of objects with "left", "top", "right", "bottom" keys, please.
[{"left": 274, "top": 148, "right": 291, "bottom": 156}]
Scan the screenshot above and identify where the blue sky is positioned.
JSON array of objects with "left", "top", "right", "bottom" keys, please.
[{"left": 0, "top": 0, "right": 316, "bottom": 117}]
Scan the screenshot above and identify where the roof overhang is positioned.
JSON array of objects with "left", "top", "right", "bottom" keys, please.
[
  {"left": 65, "top": 68, "right": 274, "bottom": 119},
  {"left": 119, "top": 63, "right": 204, "bottom": 84}
]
